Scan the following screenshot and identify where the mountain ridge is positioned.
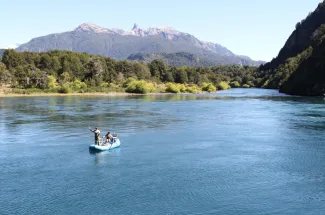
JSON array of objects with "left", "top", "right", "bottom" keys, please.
[
  {"left": 127, "top": 52, "right": 219, "bottom": 67},
  {"left": 16, "top": 23, "right": 263, "bottom": 66},
  {"left": 127, "top": 52, "right": 265, "bottom": 67}
]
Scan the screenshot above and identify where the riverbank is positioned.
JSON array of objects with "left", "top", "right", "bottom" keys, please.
[
  {"left": 0, "top": 86, "right": 125, "bottom": 97},
  {"left": 0, "top": 92, "right": 207, "bottom": 98},
  {"left": 0, "top": 87, "right": 205, "bottom": 98},
  {"left": 0, "top": 92, "right": 133, "bottom": 97}
]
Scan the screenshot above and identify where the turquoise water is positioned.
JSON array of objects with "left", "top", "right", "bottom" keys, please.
[{"left": 1, "top": 89, "right": 325, "bottom": 215}]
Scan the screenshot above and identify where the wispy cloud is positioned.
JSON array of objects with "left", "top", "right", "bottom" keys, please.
[{"left": 3, "top": 44, "right": 19, "bottom": 49}]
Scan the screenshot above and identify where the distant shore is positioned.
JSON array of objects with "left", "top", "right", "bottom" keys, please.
[
  {"left": 0, "top": 92, "right": 134, "bottom": 98},
  {"left": 0, "top": 88, "right": 204, "bottom": 98}
]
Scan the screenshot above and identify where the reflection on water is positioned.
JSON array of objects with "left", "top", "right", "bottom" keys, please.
[{"left": 89, "top": 148, "right": 121, "bottom": 165}]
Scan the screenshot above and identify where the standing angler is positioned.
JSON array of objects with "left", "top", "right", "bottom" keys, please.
[{"left": 89, "top": 127, "right": 101, "bottom": 145}]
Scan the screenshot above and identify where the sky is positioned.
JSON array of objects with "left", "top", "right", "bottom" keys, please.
[{"left": 0, "top": 0, "right": 322, "bottom": 61}]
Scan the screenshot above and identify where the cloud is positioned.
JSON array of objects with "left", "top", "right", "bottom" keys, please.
[{"left": 3, "top": 44, "right": 19, "bottom": 49}]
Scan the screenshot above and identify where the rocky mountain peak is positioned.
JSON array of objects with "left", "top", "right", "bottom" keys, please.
[
  {"left": 132, "top": 23, "right": 140, "bottom": 30},
  {"left": 74, "top": 23, "right": 112, "bottom": 34},
  {"left": 15, "top": 22, "right": 263, "bottom": 66}
]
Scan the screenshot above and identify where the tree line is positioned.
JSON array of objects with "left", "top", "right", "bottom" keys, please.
[{"left": 0, "top": 49, "right": 260, "bottom": 93}]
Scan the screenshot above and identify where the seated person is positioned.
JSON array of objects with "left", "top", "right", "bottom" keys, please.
[{"left": 105, "top": 132, "right": 114, "bottom": 143}]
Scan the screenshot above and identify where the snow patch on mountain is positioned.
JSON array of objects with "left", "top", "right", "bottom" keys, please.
[
  {"left": 74, "top": 23, "right": 114, "bottom": 34},
  {"left": 75, "top": 23, "right": 183, "bottom": 39},
  {"left": 73, "top": 23, "right": 230, "bottom": 54}
]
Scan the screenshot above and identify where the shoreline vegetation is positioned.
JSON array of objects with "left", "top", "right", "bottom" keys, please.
[
  {"left": 0, "top": 49, "right": 260, "bottom": 98},
  {"left": 0, "top": 91, "right": 201, "bottom": 98},
  {"left": 0, "top": 80, "right": 223, "bottom": 97},
  {"left": 0, "top": 85, "right": 214, "bottom": 98}
]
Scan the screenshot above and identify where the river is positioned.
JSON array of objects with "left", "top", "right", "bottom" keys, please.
[{"left": 1, "top": 89, "right": 325, "bottom": 215}]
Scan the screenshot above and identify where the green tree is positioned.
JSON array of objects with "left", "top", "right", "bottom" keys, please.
[
  {"left": 86, "top": 57, "right": 105, "bottom": 86},
  {"left": 59, "top": 71, "right": 71, "bottom": 83},
  {"left": 0, "top": 62, "right": 6, "bottom": 73},
  {"left": 0, "top": 62, "right": 12, "bottom": 85},
  {"left": 39, "top": 54, "right": 52, "bottom": 69},
  {"left": 2, "top": 49, "right": 25, "bottom": 68},
  {"left": 186, "top": 67, "right": 196, "bottom": 83},
  {"left": 164, "top": 71, "right": 174, "bottom": 82},
  {"left": 149, "top": 60, "right": 166, "bottom": 82},
  {"left": 50, "top": 56, "right": 61, "bottom": 74},
  {"left": 14, "top": 65, "right": 34, "bottom": 88},
  {"left": 230, "top": 81, "right": 241, "bottom": 88},
  {"left": 175, "top": 67, "right": 188, "bottom": 84},
  {"left": 30, "top": 69, "right": 49, "bottom": 89},
  {"left": 103, "top": 58, "right": 118, "bottom": 83},
  {"left": 134, "top": 63, "right": 151, "bottom": 80},
  {"left": 69, "top": 55, "right": 84, "bottom": 80}
]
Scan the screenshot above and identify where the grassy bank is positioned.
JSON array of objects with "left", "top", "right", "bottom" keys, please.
[
  {"left": 0, "top": 78, "right": 230, "bottom": 97},
  {"left": 0, "top": 89, "right": 207, "bottom": 98}
]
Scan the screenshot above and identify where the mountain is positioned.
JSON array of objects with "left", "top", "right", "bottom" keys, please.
[
  {"left": 127, "top": 52, "right": 217, "bottom": 67},
  {"left": 279, "top": 38, "right": 325, "bottom": 96},
  {"left": 260, "top": 1, "right": 325, "bottom": 72},
  {"left": 258, "top": 1, "right": 325, "bottom": 96},
  {"left": 16, "top": 23, "right": 262, "bottom": 66},
  {"left": 128, "top": 52, "right": 264, "bottom": 67}
]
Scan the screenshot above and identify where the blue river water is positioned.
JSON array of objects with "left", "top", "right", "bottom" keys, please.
[{"left": 1, "top": 89, "right": 325, "bottom": 215}]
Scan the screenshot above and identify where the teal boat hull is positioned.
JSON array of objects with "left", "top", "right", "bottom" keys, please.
[{"left": 89, "top": 139, "right": 121, "bottom": 151}]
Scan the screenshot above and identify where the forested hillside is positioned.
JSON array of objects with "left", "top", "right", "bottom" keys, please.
[
  {"left": 127, "top": 52, "right": 264, "bottom": 67},
  {"left": 257, "top": 1, "right": 325, "bottom": 95},
  {"left": 0, "top": 49, "right": 258, "bottom": 94},
  {"left": 279, "top": 36, "right": 325, "bottom": 95}
]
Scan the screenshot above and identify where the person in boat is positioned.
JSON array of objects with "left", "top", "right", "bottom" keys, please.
[
  {"left": 90, "top": 127, "right": 101, "bottom": 145},
  {"left": 105, "top": 132, "right": 114, "bottom": 143}
]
